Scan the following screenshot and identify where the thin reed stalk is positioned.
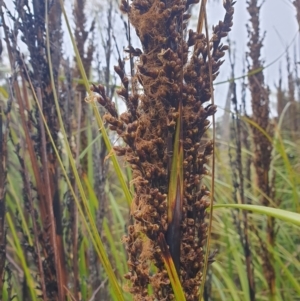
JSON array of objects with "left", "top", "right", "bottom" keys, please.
[{"left": 228, "top": 49, "right": 255, "bottom": 300}]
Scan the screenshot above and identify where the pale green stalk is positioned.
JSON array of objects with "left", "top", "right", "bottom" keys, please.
[{"left": 58, "top": 0, "right": 132, "bottom": 207}]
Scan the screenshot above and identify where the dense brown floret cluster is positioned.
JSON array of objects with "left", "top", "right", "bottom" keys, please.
[{"left": 94, "top": 0, "right": 234, "bottom": 300}]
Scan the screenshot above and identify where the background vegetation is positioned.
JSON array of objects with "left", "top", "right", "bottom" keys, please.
[{"left": 0, "top": 0, "right": 299, "bottom": 300}]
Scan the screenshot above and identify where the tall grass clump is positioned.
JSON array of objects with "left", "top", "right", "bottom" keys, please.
[
  {"left": 1, "top": 1, "right": 68, "bottom": 299},
  {"left": 247, "top": 1, "right": 276, "bottom": 298},
  {"left": 0, "top": 1, "right": 114, "bottom": 300},
  {"left": 93, "top": 0, "right": 235, "bottom": 299},
  {"left": 227, "top": 50, "right": 256, "bottom": 300},
  {"left": 215, "top": 2, "right": 300, "bottom": 301}
]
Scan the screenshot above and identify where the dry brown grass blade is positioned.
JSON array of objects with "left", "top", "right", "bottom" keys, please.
[{"left": 197, "top": 0, "right": 207, "bottom": 34}]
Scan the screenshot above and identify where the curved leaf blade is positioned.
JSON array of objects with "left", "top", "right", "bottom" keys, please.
[{"left": 213, "top": 204, "right": 300, "bottom": 226}]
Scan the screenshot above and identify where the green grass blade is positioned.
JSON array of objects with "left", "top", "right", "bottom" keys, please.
[
  {"left": 229, "top": 236, "right": 250, "bottom": 301},
  {"left": 212, "top": 262, "right": 240, "bottom": 301},
  {"left": 7, "top": 175, "right": 32, "bottom": 246},
  {"left": 108, "top": 191, "right": 126, "bottom": 229},
  {"left": 103, "top": 218, "right": 125, "bottom": 277},
  {"left": 211, "top": 274, "right": 227, "bottom": 301},
  {"left": 83, "top": 174, "right": 98, "bottom": 218},
  {"left": 167, "top": 102, "right": 183, "bottom": 272},
  {"left": 274, "top": 251, "right": 300, "bottom": 296},
  {"left": 79, "top": 238, "right": 88, "bottom": 299},
  {"left": 213, "top": 204, "right": 300, "bottom": 226},
  {"left": 6, "top": 213, "right": 38, "bottom": 301},
  {"left": 79, "top": 132, "right": 102, "bottom": 161}
]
